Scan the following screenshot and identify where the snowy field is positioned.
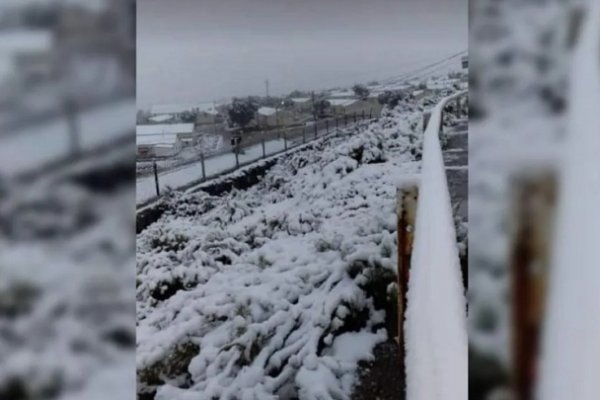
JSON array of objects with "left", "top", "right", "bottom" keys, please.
[
  {"left": 136, "top": 101, "right": 426, "bottom": 399},
  {"left": 0, "top": 99, "right": 134, "bottom": 179},
  {"left": 0, "top": 163, "right": 135, "bottom": 399}
]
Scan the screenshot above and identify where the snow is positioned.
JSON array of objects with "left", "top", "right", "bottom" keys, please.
[
  {"left": 137, "top": 133, "right": 179, "bottom": 146},
  {"left": 537, "top": 2, "right": 600, "bottom": 399},
  {"left": 405, "top": 92, "right": 467, "bottom": 400},
  {"left": 328, "top": 99, "right": 358, "bottom": 107},
  {"left": 0, "top": 30, "right": 53, "bottom": 54},
  {"left": 0, "top": 99, "right": 134, "bottom": 179},
  {"left": 149, "top": 114, "right": 175, "bottom": 123},
  {"left": 136, "top": 99, "right": 427, "bottom": 399},
  {"left": 137, "top": 126, "right": 334, "bottom": 205},
  {"left": 291, "top": 98, "right": 311, "bottom": 104},
  {"left": 0, "top": 170, "right": 135, "bottom": 399},
  {"left": 137, "top": 123, "right": 194, "bottom": 135},
  {"left": 151, "top": 103, "right": 219, "bottom": 116},
  {"left": 258, "top": 107, "right": 277, "bottom": 116}
]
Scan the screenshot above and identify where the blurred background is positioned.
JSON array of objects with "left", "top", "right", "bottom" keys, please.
[
  {"left": 469, "top": 0, "right": 598, "bottom": 399},
  {"left": 0, "top": 0, "right": 135, "bottom": 399}
]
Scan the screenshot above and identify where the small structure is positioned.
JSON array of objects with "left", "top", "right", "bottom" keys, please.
[
  {"left": 136, "top": 123, "right": 194, "bottom": 157},
  {"left": 257, "top": 106, "right": 278, "bottom": 127}
]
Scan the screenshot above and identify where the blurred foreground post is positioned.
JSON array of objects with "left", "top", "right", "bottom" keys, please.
[
  {"left": 284, "top": 131, "right": 288, "bottom": 151},
  {"left": 261, "top": 136, "right": 266, "bottom": 158},
  {"left": 509, "top": 172, "right": 557, "bottom": 400},
  {"left": 200, "top": 152, "right": 206, "bottom": 180},
  {"left": 64, "top": 97, "right": 80, "bottom": 157},
  {"left": 396, "top": 185, "right": 418, "bottom": 387},
  {"left": 153, "top": 161, "right": 160, "bottom": 196}
]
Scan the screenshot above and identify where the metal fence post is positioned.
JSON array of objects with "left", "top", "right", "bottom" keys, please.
[
  {"left": 235, "top": 144, "right": 240, "bottom": 168},
  {"left": 200, "top": 152, "right": 206, "bottom": 180},
  {"left": 153, "top": 161, "right": 160, "bottom": 196},
  {"left": 261, "top": 136, "right": 266, "bottom": 158},
  {"left": 509, "top": 172, "right": 556, "bottom": 400},
  {"left": 326, "top": 119, "right": 329, "bottom": 134},
  {"left": 303, "top": 127, "right": 306, "bottom": 144},
  {"left": 396, "top": 185, "right": 419, "bottom": 391},
  {"left": 353, "top": 112, "right": 357, "bottom": 123},
  {"left": 284, "top": 131, "right": 288, "bottom": 150}
]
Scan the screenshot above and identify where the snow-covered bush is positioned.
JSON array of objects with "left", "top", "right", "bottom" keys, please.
[{"left": 136, "top": 105, "right": 425, "bottom": 399}]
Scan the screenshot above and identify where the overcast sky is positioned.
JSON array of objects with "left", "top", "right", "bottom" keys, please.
[{"left": 137, "top": 0, "right": 467, "bottom": 108}]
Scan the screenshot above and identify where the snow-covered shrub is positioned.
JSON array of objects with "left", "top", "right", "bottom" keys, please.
[{"left": 136, "top": 101, "right": 432, "bottom": 399}]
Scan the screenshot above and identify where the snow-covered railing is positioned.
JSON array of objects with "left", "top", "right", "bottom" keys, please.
[
  {"left": 537, "top": 1, "right": 600, "bottom": 399},
  {"left": 402, "top": 91, "right": 468, "bottom": 400}
]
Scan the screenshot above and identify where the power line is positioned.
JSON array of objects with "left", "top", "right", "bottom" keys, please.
[{"left": 382, "top": 49, "right": 467, "bottom": 84}]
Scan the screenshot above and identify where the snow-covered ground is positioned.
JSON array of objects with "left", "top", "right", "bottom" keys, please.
[
  {"left": 137, "top": 132, "right": 318, "bottom": 205},
  {"left": 0, "top": 165, "right": 135, "bottom": 399},
  {"left": 0, "top": 99, "right": 134, "bottom": 179},
  {"left": 136, "top": 101, "right": 426, "bottom": 399}
]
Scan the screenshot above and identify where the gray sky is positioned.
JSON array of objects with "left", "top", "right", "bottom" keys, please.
[{"left": 137, "top": 0, "right": 467, "bottom": 108}]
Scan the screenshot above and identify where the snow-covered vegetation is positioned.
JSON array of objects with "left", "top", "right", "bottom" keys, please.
[
  {"left": 0, "top": 169, "right": 135, "bottom": 399},
  {"left": 136, "top": 99, "right": 430, "bottom": 399}
]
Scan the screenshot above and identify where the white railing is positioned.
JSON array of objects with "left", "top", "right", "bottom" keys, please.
[{"left": 404, "top": 91, "right": 468, "bottom": 400}]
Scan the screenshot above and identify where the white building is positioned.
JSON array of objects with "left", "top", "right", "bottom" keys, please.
[{"left": 136, "top": 123, "right": 194, "bottom": 157}]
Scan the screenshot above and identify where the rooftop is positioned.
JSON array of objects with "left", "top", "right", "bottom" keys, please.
[{"left": 136, "top": 123, "right": 194, "bottom": 136}]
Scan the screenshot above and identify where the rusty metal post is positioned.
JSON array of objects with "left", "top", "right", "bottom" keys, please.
[
  {"left": 396, "top": 185, "right": 419, "bottom": 387},
  {"left": 509, "top": 172, "right": 556, "bottom": 400}
]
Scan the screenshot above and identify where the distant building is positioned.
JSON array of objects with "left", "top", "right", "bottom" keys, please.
[
  {"left": 256, "top": 106, "right": 278, "bottom": 127},
  {"left": 0, "top": 30, "right": 55, "bottom": 86},
  {"left": 136, "top": 123, "right": 194, "bottom": 157},
  {"left": 150, "top": 103, "right": 221, "bottom": 125}
]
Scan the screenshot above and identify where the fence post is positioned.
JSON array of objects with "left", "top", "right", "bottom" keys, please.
[
  {"left": 153, "top": 161, "right": 160, "bottom": 196},
  {"left": 422, "top": 111, "right": 432, "bottom": 132},
  {"left": 509, "top": 172, "right": 556, "bottom": 400},
  {"left": 335, "top": 117, "right": 338, "bottom": 130},
  {"left": 284, "top": 131, "right": 288, "bottom": 150},
  {"left": 396, "top": 185, "right": 419, "bottom": 390},
  {"left": 353, "top": 112, "right": 357, "bottom": 123},
  {"left": 200, "top": 152, "right": 206, "bottom": 180},
  {"left": 455, "top": 98, "right": 461, "bottom": 118},
  {"left": 362, "top": 110, "right": 366, "bottom": 120},
  {"left": 261, "top": 136, "right": 266, "bottom": 158},
  {"left": 314, "top": 121, "right": 318, "bottom": 139},
  {"left": 235, "top": 144, "right": 240, "bottom": 168},
  {"left": 303, "top": 127, "right": 306, "bottom": 144},
  {"left": 326, "top": 119, "right": 329, "bottom": 134}
]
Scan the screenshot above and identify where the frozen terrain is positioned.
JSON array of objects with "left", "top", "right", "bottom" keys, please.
[
  {"left": 136, "top": 100, "right": 428, "bottom": 400},
  {"left": 0, "top": 158, "right": 135, "bottom": 399}
]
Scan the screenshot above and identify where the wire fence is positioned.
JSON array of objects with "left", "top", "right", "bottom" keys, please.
[
  {"left": 136, "top": 108, "right": 379, "bottom": 178},
  {"left": 137, "top": 110, "right": 377, "bottom": 204}
]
